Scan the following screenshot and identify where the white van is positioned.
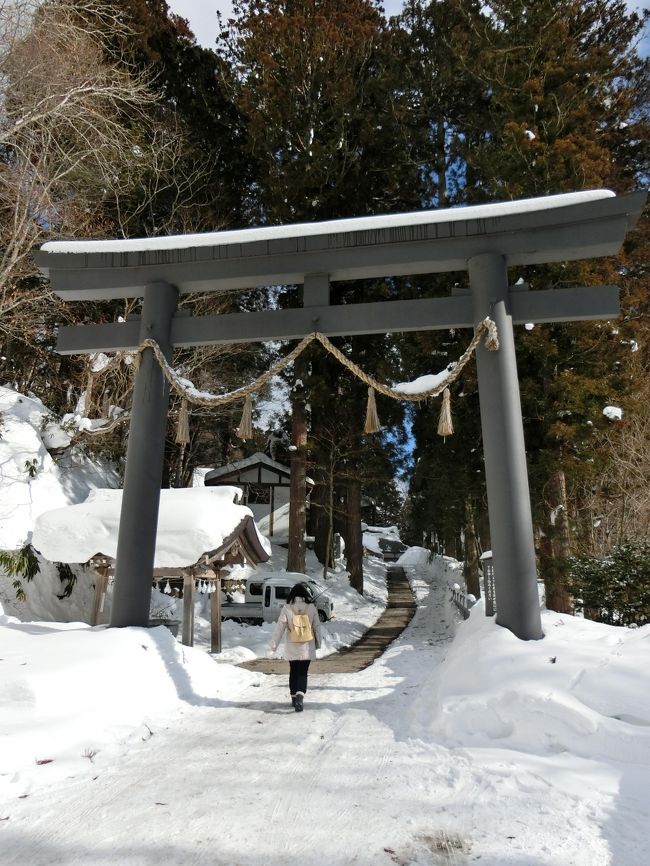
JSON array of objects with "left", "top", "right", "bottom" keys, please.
[{"left": 221, "top": 572, "right": 335, "bottom": 624}]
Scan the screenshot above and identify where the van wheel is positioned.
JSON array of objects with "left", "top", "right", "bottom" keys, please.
[{"left": 318, "top": 610, "right": 327, "bottom": 623}]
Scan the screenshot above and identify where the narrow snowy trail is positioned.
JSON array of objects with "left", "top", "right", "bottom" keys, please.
[{"left": 1, "top": 572, "right": 618, "bottom": 866}]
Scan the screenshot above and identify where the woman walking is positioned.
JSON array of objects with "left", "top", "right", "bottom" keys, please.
[{"left": 270, "top": 582, "right": 321, "bottom": 712}]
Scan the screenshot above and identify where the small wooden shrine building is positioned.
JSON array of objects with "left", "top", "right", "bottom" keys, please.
[
  {"left": 31, "top": 487, "right": 270, "bottom": 651},
  {"left": 203, "top": 452, "right": 313, "bottom": 538}
]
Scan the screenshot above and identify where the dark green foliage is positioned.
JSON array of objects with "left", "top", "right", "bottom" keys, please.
[
  {"left": 567, "top": 541, "right": 650, "bottom": 626},
  {"left": 395, "top": 0, "right": 486, "bottom": 207},
  {"left": 451, "top": 0, "right": 649, "bottom": 198},
  {"left": 24, "top": 459, "right": 38, "bottom": 478},
  {"left": 0, "top": 544, "right": 40, "bottom": 579},
  {"left": 396, "top": 318, "right": 488, "bottom": 556},
  {"left": 0, "top": 544, "right": 41, "bottom": 601},
  {"left": 217, "top": 0, "right": 420, "bottom": 222},
  {"left": 56, "top": 562, "right": 77, "bottom": 600},
  {"left": 397, "top": 0, "right": 649, "bottom": 576}
]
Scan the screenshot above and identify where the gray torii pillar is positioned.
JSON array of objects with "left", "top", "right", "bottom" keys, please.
[
  {"left": 110, "top": 281, "right": 178, "bottom": 628},
  {"left": 469, "top": 253, "right": 543, "bottom": 641}
]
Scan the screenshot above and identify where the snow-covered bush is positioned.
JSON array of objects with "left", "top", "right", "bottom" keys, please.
[{"left": 567, "top": 540, "right": 650, "bottom": 626}]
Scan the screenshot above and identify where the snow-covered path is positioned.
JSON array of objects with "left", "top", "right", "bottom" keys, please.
[
  {"left": 2, "top": 570, "right": 648, "bottom": 866},
  {"left": 3, "top": 571, "right": 459, "bottom": 865}
]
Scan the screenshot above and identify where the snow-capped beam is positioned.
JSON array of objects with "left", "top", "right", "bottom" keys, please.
[
  {"left": 35, "top": 190, "right": 646, "bottom": 301},
  {"left": 55, "top": 284, "right": 620, "bottom": 354}
]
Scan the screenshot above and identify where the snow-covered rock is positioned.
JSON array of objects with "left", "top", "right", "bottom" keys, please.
[
  {"left": 603, "top": 405, "right": 623, "bottom": 421},
  {"left": 0, "top": 386, "right": 119, "bottom": 550}
]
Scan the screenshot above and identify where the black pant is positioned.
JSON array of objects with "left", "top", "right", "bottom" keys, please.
[{"left": 289, "top": 660, "right": 310, "bottom": 695}]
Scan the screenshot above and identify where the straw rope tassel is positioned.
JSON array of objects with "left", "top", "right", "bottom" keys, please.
[
  {"left": 364, "top": 386, "right": 381, "bottom": 434},
  {"left": 237, "top": 393, "right": 254, "bottom": 440},
  {"left": 437, "top": 387, "right": 454, "bottom": 438},
  {"left": 175, "top": 398, "right": 190, "bottom": 445}
]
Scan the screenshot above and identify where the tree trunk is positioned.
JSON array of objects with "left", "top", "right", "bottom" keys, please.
[
  {"left": 174, "top": 442, "right": 186, "bottom": 488},
  {"left": 552, "top": 470, "right": 572, "bottom": 560},
  {"left": 464, "top": 497, "right": 481, "bottom": 598},
  {"left": 346, "top": 475, "right": 364, "bottom": 594},
  {"left": 286, "top": 385, "right": 307, "bottom": 573},
  {"left": 311, "top": 469, "right": 333, "bottom": 568},
  {"left": 436, "top": 120, "right": 447, "bottom": 207},
  {"left": 541, "top": 469, "right": 573, "bottom": 613},
  {"left": 323, "top": 459, "right": 335, "bottom": 582}
]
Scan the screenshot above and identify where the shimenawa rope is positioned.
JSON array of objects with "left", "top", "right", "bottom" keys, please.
[
  {"left": 81, "top": 318, "right": 499, "bottom": 440},
  {"left": 141, "top": 317, "right": 499, "bottom": 439}
]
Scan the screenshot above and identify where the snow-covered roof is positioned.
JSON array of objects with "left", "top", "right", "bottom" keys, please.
[
  {"left": 205, "top": 452, "right": 291, "bottom": 483},
  {"left": 32, "top": 486, "right": 271, "bottom": 568},
  {"left": 204, "top": 452, "right": 315, "bottom": 488},
  {"left": 362, "top": 525, "right": 406, "bottom": 558}
]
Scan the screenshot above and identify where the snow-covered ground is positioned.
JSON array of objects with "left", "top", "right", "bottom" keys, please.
[
  {"left": 2, "top": 554, "right": 649, "bottom": 865},
  {"left": 2, "top": 385, "right": 650, "bottom": 864}
]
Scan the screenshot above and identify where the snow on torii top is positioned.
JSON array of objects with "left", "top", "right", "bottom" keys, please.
[
  {"left": 40, "top": 189, "right": 617, "bottom": 255},
  {"left": 32, "top": 486, "right": 271, "bottom": 568},
  {"left": 35, "top": 189, "right": 648, "bottom": 299}
]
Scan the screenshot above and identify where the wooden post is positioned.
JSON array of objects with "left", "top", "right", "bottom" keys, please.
[
  {"left": 210, "top": 570, "right": 222, "bottom": 654},
  {"left": 182, "top": 572, "right": 195, "bottom": 647},
  {"left": 91, "top": 567, "right": 109, "bottom": 626},
  {"left": 269, "top": 486, "right": 275, "bottom": 537}
]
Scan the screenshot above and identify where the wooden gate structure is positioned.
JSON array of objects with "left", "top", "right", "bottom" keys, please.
[{"left": 36, "top": 188, "right": 647, "bottom": 641}]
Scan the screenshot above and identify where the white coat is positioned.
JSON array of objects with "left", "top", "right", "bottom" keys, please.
[{"left": 270, "top": 600, "right": 321, "bottom": 661}]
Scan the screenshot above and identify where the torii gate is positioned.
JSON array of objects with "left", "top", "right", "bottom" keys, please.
[{"left": 35, "top": 188, "right": 647, "bottom": 641}]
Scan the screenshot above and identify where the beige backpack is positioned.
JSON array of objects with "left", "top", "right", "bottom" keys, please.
[{"left": 288, "top": 611, "right": 313, "bottom": 643}]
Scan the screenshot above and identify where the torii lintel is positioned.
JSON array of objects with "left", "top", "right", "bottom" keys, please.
[{"left": 36, "top": 189, "right": 645, "bottom": 300}]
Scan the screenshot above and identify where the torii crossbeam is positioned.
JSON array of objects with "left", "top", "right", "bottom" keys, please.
[{"left": 36, "top": 188, "right": 647, "bottom": 641}]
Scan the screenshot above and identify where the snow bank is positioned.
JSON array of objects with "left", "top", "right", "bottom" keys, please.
[
  {"left": 413, "top": 604, "right": 650, "bottom": 764},
  {"left": 0, "top": 619, "right": 259, "bottom": 795},
  {"left": 256, "top": 499, "right": 290, "bottom": 542},
  {"left": 0, "top": 386, "right": 120, "bottom": 550},
  {"left": 3, "top": 552, "right": 650, "bottom": 864},
  {"left": 398, "top": 547, "right": 463, "bottom": 580},
  {"left": 0, "top": 556, "right": 100, "bottom": 624}
]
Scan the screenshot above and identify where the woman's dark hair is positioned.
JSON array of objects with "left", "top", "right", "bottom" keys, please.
[{"left": 287, "top": 582, "right": 314, "bottom": 604}]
